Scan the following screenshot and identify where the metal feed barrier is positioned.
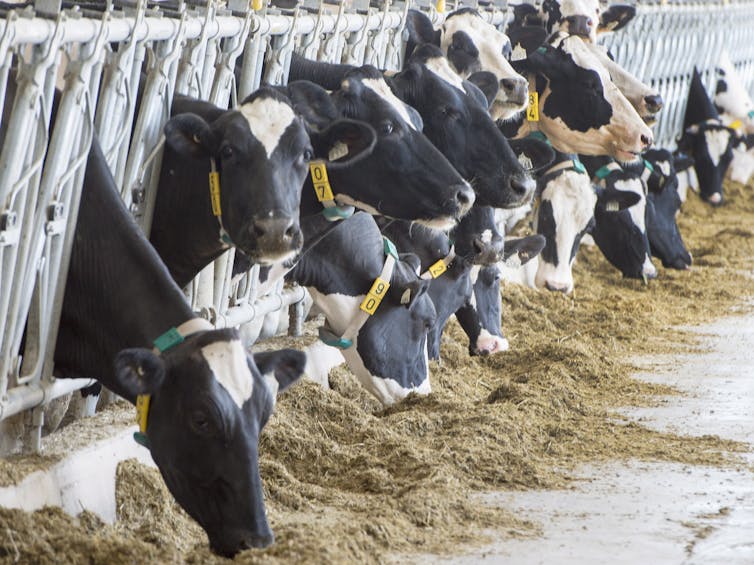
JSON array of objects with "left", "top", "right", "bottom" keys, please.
[{"left": 0, "top": 0, "right": 752, "bottom": 453}]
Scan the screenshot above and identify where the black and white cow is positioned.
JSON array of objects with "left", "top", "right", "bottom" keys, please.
[
  {"left": 404, "top": 8, "right": 529, "bottom": 121},
  {"left": 457, "top": 235, "right": 546, "bottom": 356},
  {"left": 715, "top": 50, "right": 754, "bottom": 135},
  {"left": 508, "top": 2, "right": 663, "bottom": 124},
  {"left": 505, "top": 147, "right": 640, "bottom": 293},
  {"left": 379, "top": 204, "right": 505, "bottom": 360},
  {"left": 56, "top": 136, "right": 305, "bottom": 556},
  {"left": 503, "top": 28, "right": 654, "bottom": 161},
  {"left": 288, "top": 212, "right": 436, "bottom": 405},
  {"left": 152, "top": 86, "right": 377, "bottom": 287},
  {"left": 642, "top": 148, "right": 693, "bottom": 270},
  {"left": 581, "top": 155, "right": 658, "bottom": 280},
  {"left": 678, "top": 68, "right": 736, "bottom": 205},
  {"left": 285, "top": 62, "right": 475, "bottom": 228}
]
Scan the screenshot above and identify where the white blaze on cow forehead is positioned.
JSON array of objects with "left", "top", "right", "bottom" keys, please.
[
  {"left": 704, "top": 128, "right": 732, "bottom": 167},
  {"left": 656, "top": 160, "right": 671, "bottom": 176},
  {"left": 201, "top": 339, "right": 253, "bottom": 408},
  {"left": 556, "top": 34, "right": 613, "bottom": 87},
  {"left": 238, "top": 97, "right": 297, "bottom": 158},
  {"left": 612, "top": 178, "right": 646, "bottom": 232},
  {"left": 360, "top": 78, "right": 417, "bottom": 130},
  {"left": 424, "top": 56, "right": 466, "bottom": 93},
  {"left": 480, "top": 229, "right": 493, "bottom": 244}
]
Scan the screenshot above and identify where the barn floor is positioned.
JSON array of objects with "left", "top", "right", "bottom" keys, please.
[{"left": 406, "top": 313, "right": 754, "bottom": 565}]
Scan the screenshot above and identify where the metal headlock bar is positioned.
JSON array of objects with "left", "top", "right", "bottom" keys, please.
[{"left": 0, "top": 0, "right": 752, "bottom": 452}]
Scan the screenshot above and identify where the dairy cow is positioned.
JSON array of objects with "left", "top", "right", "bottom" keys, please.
[
  {"left": 288, "top": 212, "right": 437, "bottom": 405},
  {"left": 152, "top": 86, "right": 377, "bottom": 287},
  {"left": 404, "top": 8, "right": 529, "bottom": 121},
  {"left": 56, "top": 137, "right": 305, "bottom": 557},
  {"left": 715, "top": 51, "right": 754, "bottom": 134},
  {"left": 503, "top": 27, "right": 653, "bottom": 160},
  {"left": 678, "top": 68, "right": 736, "bottom": 205},
  {"left": 642, "top": 149, "right": 693, "bottom": 270}
]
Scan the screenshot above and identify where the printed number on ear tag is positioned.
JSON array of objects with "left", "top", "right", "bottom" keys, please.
[
  {"left": 606, "top": 201, "right": 620, "bottom": 212},
  {"left": 527, "top": 92, "right": 539, "bottom": 122}
]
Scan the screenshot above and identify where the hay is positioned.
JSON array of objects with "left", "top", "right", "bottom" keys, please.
[{"left": 0, "top": 181, "right": 752, "bottom": 563}]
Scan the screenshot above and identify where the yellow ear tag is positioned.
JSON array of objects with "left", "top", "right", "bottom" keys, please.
[
  {"left": 136, "top": 394, "right": 151, "bottom": 433},
  {"left": 209, "top": 171, "right": 222, "bottom": 216},
  {"left": 729, "top": 119, "right": 742, "bottom": 132},
  {"left": 527, "top": 92, "right": 539, "bottom": 121},
  {"left": 310, "top": 162, "right": 335, "bottom": 202},
  {"left": 436, "top": 0, "right": 446, "bottom": 12},
  {"left": 252, "top": 0, "right": 264, "bottom": 10},
  {"left": 360, "top": 277, "right": 390, "bottom": 315},
  {"left": 428, "top": 259, "right": 448, "bottom": 278}
]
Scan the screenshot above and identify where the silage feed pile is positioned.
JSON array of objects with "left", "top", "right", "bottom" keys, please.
[{"left": 0, "top": 181, "right": 753, "bottom": 564}]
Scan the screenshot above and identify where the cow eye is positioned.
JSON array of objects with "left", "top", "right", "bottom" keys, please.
[
  {"left": 220, "top": 145, "right": 234, "bottom": 160},
  {"left": 380, "top": 121, "right": 394, "bottom": 135},
  {"left": 190, "top": 409, "right": 215, "bottom": 436}
]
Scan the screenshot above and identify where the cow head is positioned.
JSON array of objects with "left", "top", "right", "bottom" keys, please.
[
  {"left": 539, "top": 0, "right": 635, "bottom": 43},
  {"left": 715, "top": 51, "right": 754, "bottom": 134},
  {"left": 583, "top": 157, "right": 657, "bottom": 280},
  {"left": 113, "top": 329, "right": 305, "bottom": 557},
  {"left": 389, "top": 45, "right": 536, "bottom": 208},
  {"left": 405, "top": 8, "right": 529, "bottom": 121},
  {"left": 643, "top": 149, "right": 693, "bottom": 270},
  {"left": 296, "top": 213, "right": 437, "bottom": 406},
  {"left": 452, "top": 204, "right": 505, "bottom": 266},
  {"left": 164, "top": 88, "right": 310, "bottom": 265},
  {"left": 678, "top": 121, "right": 735, "bottom": 205},
  {"left": 511, "top": 32, "right": 653, "bottom": 161},
  {"left": 322, "top": 67, "right": 474, "bottom": 229}
]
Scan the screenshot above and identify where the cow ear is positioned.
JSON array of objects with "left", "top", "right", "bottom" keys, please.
[
  {"left": 113, "top": 349, "right": 166, "bottom": 397},
  {"left": 503, "top": 234, "right": 545, "bottom": 267},
  {"left": 507, "top": 138, "right": 555, "bottom": 172},
  {"left": 164, "top": 113, "right": 218, "bottom": 157},
  {"left": 286, "top": 80, "right": 340, "bottom": 130},
  {"left": 395, "top": 278, "right": 430, "bottom": 309},
  {"left": 466, "top": 72, "right": 499, "bottom": 109},
  {"left": 597, "top": 189, "right": 641, "bottom": 212},
  {"left": 598, "top": 5, "right": 636, "bottom": 34},
  {"left": 507, "top": 26, "right": 549, "bottom": 72},
  {"left": 405, "top": 9, "right": 441, "bottom": 47},
  {"left": 387, "top": 64, "right": 422, "bottom": 105},
  {"left": 253, "top": 349, "right": 306, "bottom": 395},
  {"left": 309, "top": 119, "right": 377, "bottom": 170}
]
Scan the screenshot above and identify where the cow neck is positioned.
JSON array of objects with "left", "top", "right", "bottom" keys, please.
[
  {"left": 535, "top": 138, "right": 586, "bottom": 186},
  {"left": 133, "top": 317, "right": 214, "bottom": 448},
  {"left": 317, "top": 237, "right": 400, "bottom": 350},
  {"left": 593, "top": 159, "right": 655, "bottom": 187},
  {"left": 151, "top": 149, "right": 231, "bottom": 288},
  {"left": 56, "top": 140, "right": 201, "bottom": 401}
]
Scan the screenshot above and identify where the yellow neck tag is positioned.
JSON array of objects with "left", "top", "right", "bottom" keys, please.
[
  {"left": 136, "top": 394, "right": 151, "bottom": 433},
  {"left": 209, "top": 171, "right": 222, "bottom": 217},
  {"left": 527, "top": 92, "right": 540, "bottom": 122},
  {"left": 730, "top": 119, "right": 743, "bottom": 132},
  {"left": 428, "top": 259, "right": 448, "bottom": 278},
  {"left": 310, "top": 162, "right": 335, "bottom": 202},
  {"left": 360, "top": 277, "right": 390, "bottom": 315}
]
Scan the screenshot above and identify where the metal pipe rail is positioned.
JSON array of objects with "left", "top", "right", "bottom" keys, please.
[
  {"left": 600, "top": 0, "right": 754, "bottom": 150},
  {"left": 1, "top": 0, "right": 753, "bottom": 454}
]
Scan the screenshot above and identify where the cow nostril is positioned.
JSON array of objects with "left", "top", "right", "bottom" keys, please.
[
  {"left": 640, "top": 134, "right": 652, "bottom": 148},
  {"left": 284, "top": 223, "right": 297, "bottom": 239},
  {"left": 644, "top": 94, "right": 664, "bottom": 112},
  {"left": 252, "top": 223, "right": 266, "bottom": 238},
  {"left": 586, "top": 17, "right": 593, "bottom": 27},
  {"left": 501, "top": 78, "right": 516, "bottom": 92},
  {"left": 511, "top": 176, "right": 534, "bottom": 196},
  {"left": 454, "top": 185, "right": 474, "bottom": 211}
]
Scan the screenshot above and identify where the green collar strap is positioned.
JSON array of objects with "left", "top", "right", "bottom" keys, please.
[{"left": 318, "top": 237, "right": 399, "bottom": 350}]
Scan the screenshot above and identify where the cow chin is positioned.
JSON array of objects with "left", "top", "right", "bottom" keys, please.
[
  {"left": 416, "top": 216, "right": 458, "bottom": 231},
  {"left": 491, "top": 99, "right": 528, "bottom": 122},
  {"left": 250, "top": 247, "right": 300, "bottom": 267},
  {"left": 613, "top": 148, "right": 642, "bottom": 165}
]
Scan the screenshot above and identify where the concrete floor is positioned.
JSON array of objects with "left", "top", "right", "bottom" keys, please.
[{"left": 412, "top": 314, "right": 754, "bottom": 565}]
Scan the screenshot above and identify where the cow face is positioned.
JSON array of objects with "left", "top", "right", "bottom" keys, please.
[
  {"left": 515, "top": 34, "right": 653, "bottom": 160},
  {"left": 539, "top": 0, "right": 635, "bottom": 42},
  {"left": 389, "top": 46, "right": 535, "bottom": 209},
  {"left": 588, "top": 163, "right": 657, "bottom": 280},
  {"left": 113, "top": 330, "right": 304, "bottom": 557},
  {"left": 715, "top": 51, "right": 754, "bottom": 134},
  {"left": 452, "top": 205, "right": 505, "bottom": 266},
  {"left": 534, "top": 169, "right": 597, "bottom": 293},
  {"left": 405, "top": 8, "right": 529, "bottom": 121},
  {"left": 327, "top": 67, "right": 474, "bottom": 229},
  {"left": 466, "top": 265, "right": 508, "bottom": 355},
  {"left": 678, "top": 121, "right": 735, "bottom": 205},
  {"left": 643, "top": 149, "right": 692, "bottom": 270},
  {"left": 164, "top": 88, "right": 309, "bottom": 265}
]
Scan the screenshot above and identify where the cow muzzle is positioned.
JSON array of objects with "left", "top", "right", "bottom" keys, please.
[
  {"left": 563, "top": 15, "right": 594, "bottom": 39},
  {"left": 246, "top": 216, "right": 303, "bottom": 264}
]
